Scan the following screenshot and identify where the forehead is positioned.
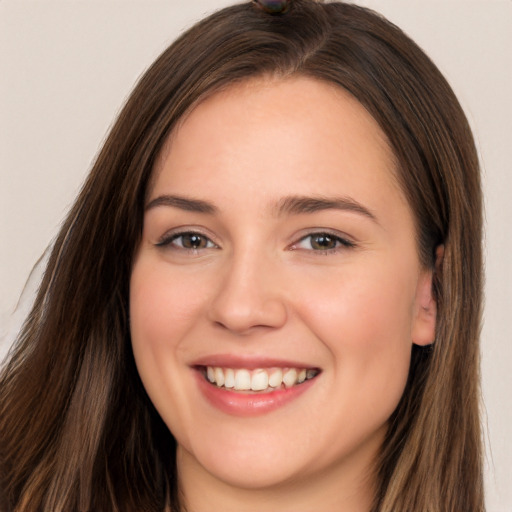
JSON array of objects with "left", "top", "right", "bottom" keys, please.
[{"left": 150, "top": 75, "right": 404, "bottom": 213}]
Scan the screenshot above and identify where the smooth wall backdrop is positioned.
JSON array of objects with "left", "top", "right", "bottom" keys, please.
[{"left": 1, "top": 1, "right": 510, "bottom": 510}]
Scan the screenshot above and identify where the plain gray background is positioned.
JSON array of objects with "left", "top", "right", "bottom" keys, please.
[{"left": 1, "top": 1, "right": 511, "bottom": 510}]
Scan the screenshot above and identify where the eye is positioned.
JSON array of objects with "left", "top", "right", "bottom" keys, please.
[
  {"left": 291, "top": 232, "right": 355, "bottom": 253},
  {"left": 156, "top": 231, "right": 217, "bottom": 251}
]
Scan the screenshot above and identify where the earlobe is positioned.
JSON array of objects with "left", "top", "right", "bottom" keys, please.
[{"left": 412, "top": 245, "right": 444, "bottom": 346}]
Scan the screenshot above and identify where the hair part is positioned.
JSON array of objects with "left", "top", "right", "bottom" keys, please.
[{"left": 0, "top": 1, "right": 483, "bottom": 511}]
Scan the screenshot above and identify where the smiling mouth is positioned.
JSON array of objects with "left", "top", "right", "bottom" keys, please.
[{"left": 200, "top": 366, "right": 320, "bottom": 393}]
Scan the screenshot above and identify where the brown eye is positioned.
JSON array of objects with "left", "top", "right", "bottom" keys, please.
[
  {"left": 309, "top": 234, "right": 337, "bottom": 250},
  {"left": 156, "top": 231, "right": 216, "bottom": 250},
  {"left": 292, "top": 232, "right": 355, "bottom": 253},
  {"left": 179, "top": 233, "right": 210, "bottom": 249}
]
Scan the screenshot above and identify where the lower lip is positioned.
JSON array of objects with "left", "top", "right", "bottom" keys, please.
[{"left": 194, "top": 370, "right": 317, "bottom": 417}]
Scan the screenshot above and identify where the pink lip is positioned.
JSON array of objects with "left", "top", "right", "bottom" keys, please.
[
  {"left": 191, "top": 353, "right": 317, "bottom": 370},
  {"left": 193, "top": 368, "right": 318, "bottom": 417}
]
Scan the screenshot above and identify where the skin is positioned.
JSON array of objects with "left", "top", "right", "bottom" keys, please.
[{"left": 130, "top": 76, "right": 437, "bottom": 512}]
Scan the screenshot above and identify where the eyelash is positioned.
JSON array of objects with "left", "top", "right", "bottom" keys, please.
[
  {"left": 156, "top": 230, "right": 355, "bottom": 255},
  {"left": 291, "top": 231, "right": 355, "bottom": 254},
  {"left": 156, "top": 231, "right": 218, "bottom": 251}
]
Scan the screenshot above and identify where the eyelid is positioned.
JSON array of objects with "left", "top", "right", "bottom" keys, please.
[
  {"left": 153, "top": 226, "right": 355, "bottom": 254},
  {"left": 155, "top": 227, "right": 220, "bottom": 250},
  {"left": 289, "top": 229, "right": 356, "bottom": 253}
]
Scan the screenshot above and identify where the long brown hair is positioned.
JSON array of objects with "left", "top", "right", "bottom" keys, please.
[{"left": 0, "top": 1, "right": 484, "bottom": 510}]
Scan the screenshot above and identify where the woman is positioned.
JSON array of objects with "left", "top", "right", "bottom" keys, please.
[{"left": 0, "top": 1, "right": 484, "bottom": 511}]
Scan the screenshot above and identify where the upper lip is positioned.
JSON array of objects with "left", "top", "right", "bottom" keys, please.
[{"left": 191, "top": 353, "right": 319, "bottom": 370}]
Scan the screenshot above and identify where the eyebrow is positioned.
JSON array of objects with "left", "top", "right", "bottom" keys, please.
[
  {"left": 145, "top": 195, "right": 218, "bottom": 214},
  {"left": 275, "top": 195, "right": 378, "bottom": 223},
  {"left": 145, "top": 193, "right": 377, "bottom": 223}
]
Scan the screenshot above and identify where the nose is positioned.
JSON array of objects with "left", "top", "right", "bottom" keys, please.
[{"left": 208, "top": 249, "right": 288, "bottom": 335}]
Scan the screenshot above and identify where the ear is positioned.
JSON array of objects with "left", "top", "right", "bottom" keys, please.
[{"left": 411, "top": 245, "right": 444, "bottom": 346}]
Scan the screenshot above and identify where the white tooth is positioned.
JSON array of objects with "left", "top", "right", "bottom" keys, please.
[
  {"left": 251, "top": 369, "right": 269, "bottom": 391},
  {"left": 224, "top": 368, "right": 235, "bottom": 388},
  {"left": 282, "top": 368, "right": 298, "bottom": 388},
  {"left": 207, "top": 366, "right": 215, "bottom": 383},
  {"left": 268, "top": 368, "right": 283, "bottom": 388},
  {"left": 214, "top": 367, "right": 224, "bottom": 387},
  {"left": 234, "top": 369, "right": 251, "bottom": 390},
  {"left": 306, "top": 369, "right": 317, "bottom": 380},
  {"left": 297, "top": 369, "right": 306, "bottom": 383}
]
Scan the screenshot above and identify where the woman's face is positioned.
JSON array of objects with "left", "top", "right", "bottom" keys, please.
[{"left": 130, "top": 77, "right": 437, "bottom": 494}]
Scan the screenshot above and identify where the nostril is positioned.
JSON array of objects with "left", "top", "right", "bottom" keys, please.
[
  {"left": 207, "top": 256, "right": 288, "bottom": 333},
  {"left": 208, "top": 292, "right": 287, "bottom": 334}
]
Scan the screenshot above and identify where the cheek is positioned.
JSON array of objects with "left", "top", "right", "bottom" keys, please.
[
  {"left": 293, "top": 258, "right": 416, "bottom": 405},
  {"left": 129, "top": 259, "right": 217, "bottom": 449},
  {"left": 299, "top": 258, "right": 415, "bottom": 341},
  {"left": 130, "top": 260, "right": 204, "bottom": 352},
  {"left": 129, "top": 260, "right": 201, "bottom": 409}
]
